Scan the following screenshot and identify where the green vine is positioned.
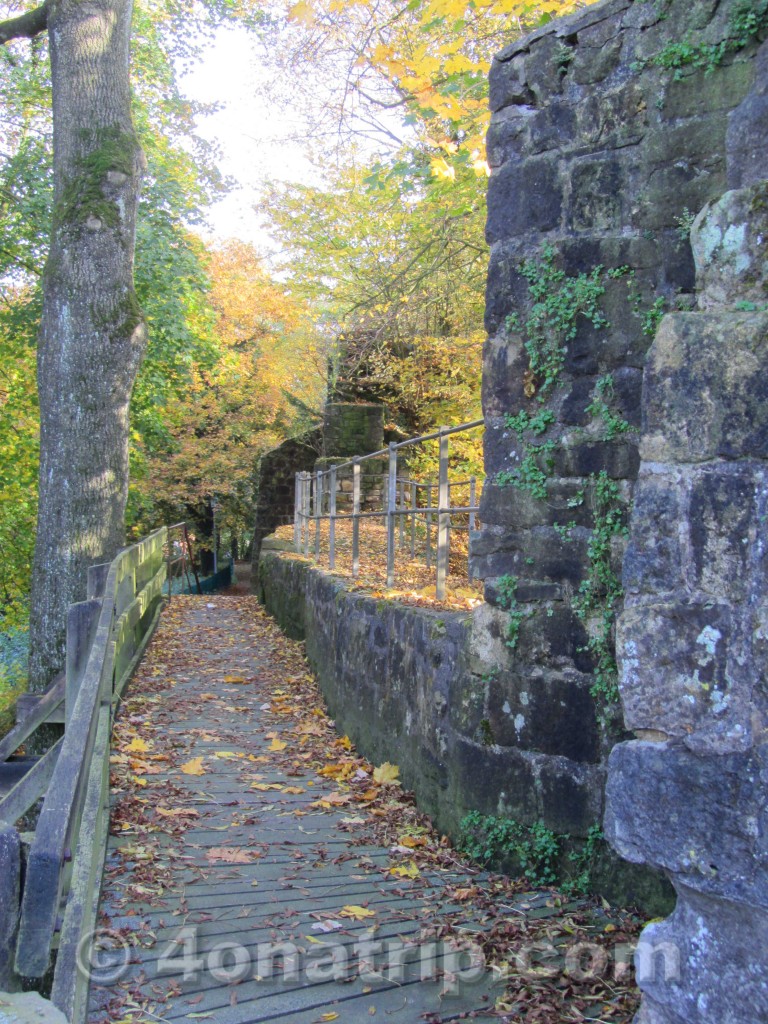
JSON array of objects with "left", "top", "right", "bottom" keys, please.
[
  {"left": 510, "top": 244, "right": 608, "bottom": 400},
  {"left": 562, "top": 822, "right": 604, "bottom": 896},
  {"left": 459, "top": 811, "right": 561, "bottom": 887},
  {"left": 634, "top": 0, "right": 768, "bottom": 80},
  {"left": 584, "top": 374, "right": 630, "bottom": 441},
  {"left": 496, "top": 574, "right": 528, "bottom": 649},
  {"left": 572, "top": 472, "right": 629, "bottom": 712}
]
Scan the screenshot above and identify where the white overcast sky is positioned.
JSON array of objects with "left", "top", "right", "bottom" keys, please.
[{"left": 179, "top": 27, "right": 321, "bottom": 250}]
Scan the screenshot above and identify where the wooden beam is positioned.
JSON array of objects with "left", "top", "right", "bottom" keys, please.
[
  {"left": 0, "top": 739, "right": 63, "bottom": 825},
  {"left": 0, "top": 675, "right": 65, "bottom": 762},
  {"left": 50, "top": 707, "right": 110, "bottom": 1024}
]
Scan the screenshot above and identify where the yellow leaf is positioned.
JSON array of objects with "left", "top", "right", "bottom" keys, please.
[
  {"left": 339, "top": 905, "right": 376, "bottom": 920},
  {"left": 126, "top": 737, "right": 149, "bottom": 752},
  {"left": 372, "top": 762, "right": 400, "bottom": 785},
  {"left": 288, "top": 0, "right": 315, "bottom": 24},
  {"left": 318, "top": 1015, "right": 339, "bottom": 1022},
  {"left": 282, "top": 786, "right": 305, "bottom": 794},
  {"left": 399, "top": 834, "right": 427, "bottom": 848},
  {"left": 181, "top": 757, "right": 206, "bottom": 776},
  {"left": 224, "top": 675, "right": 247, "bottom": 684},
  {"left": 390, "top": 860, "right": 420, "bottom": 879},
  {"left": 269, "top": 738, "right": 288, "bottom": 752}
]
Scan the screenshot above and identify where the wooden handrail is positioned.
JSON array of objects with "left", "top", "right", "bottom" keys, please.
[{"left": 14, "top": 526, "right": 167, "bottom": 989}]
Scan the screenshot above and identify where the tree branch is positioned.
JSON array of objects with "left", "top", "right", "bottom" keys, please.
[{"left": 0, "top": 2, "right": 49, "bottom": 44}]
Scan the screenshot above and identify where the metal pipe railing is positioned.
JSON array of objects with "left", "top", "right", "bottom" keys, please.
[{"left": 294, "top": 419, "right": 483, "bottom": 599}]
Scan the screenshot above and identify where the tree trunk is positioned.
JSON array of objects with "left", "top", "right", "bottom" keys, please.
[{"left": 28, "top": 0, "right": 146, "bottom": 693}]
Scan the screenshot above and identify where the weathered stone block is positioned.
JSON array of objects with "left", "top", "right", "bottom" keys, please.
[
  {"left": 691, "top": 182, "right": 768, "bottom": 310},
  {"left": 481, "top": 332, "right": 529, "bottom": 414},
  {"left": 486, "top": 667, "right": 600, "bottom": 762},
  {"left": 572, "top": 32, "right": 623, "bottom": 85},
  {"left": 488, "top": 52, "right": 533, "bottom": 113},
  {"left": 486, "top": 158, "right": 563, "bottom": 244},
  {"left": 727, "top": 40, "right": 768, "bottom": 188},
  {"left": 641, "top": 311, "right": 768, "bottom": 463},
  {"left": 551, "top": 439, "right": 640, "bottom": 480},
  {"left": 534, "top": 754, "right": 605, "bottom": 836},
  {"left": 486, "top": 106, "right": 532, "bottom": 168},
  {"left": 527, "top": 101, "right": 578, "bottom": 155},
  {"left": 659, "top": 57, "right": 755, "bottom": 121},
  {"left": 622, "top": 467, "right": 686, "bottom": 597},
  {"left": 630, "top": 883, "right": 768, "bottom": 1024},
  {"left": 473, "top": 526, "right": 589, "bottom": 587},
  {"left": 573, "top": 82, "right": 648, "bottom": 151},
  {"left": 688, "top": 463, "right": 761, "bottom": 602},
  {"left": 567, "top": 157, "right": 625, "bottom": 232},
  {"left": 606, "top": 741, "right": 768, "bottom": 907},
  {"left": 617, "top": 602, "right": 759, "bottom": 752}
]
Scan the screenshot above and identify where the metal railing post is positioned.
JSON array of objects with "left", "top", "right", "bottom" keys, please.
[
  {"left": 303, "top": 472, "right": 311, "bottom": 557},
  {"left": 410, "top": 480, "right": 417, "bottom": 559},
  {"left": 294, "top": 472, "right": 301, "bottom": 550},
  {"left": 329, "top": 464, "right": 337, "bottom": 571},
  {"left": 387, "top": 442, "right": 397, "bottom": 588},
  {"left": 403, "top": 473, "right": 409, "bottom": 552},
  {"left": 426, "top": 482, "right": 434, "bottom": 569},
  {"left": 352, "top": 458, "right": 361, "bottom": 578},
  {"left": 436, "top": 428, "right": 450, "bottom": 600},
  {"left": 313, "top": 471, "right": 321, "bottom": 562},
  {"left": 468, "top": 475, "right": 477, "bottom": 581}
]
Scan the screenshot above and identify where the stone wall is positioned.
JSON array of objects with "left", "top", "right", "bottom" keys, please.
[
  {"left": 258, "top": 542, "right": 671, "bottom": 911},
  {"left": 479, "top": 0, "right": 767, "bottom": 1020},
  {"left": 604, "top": 186, "right": 768, "bottom": 1022},
  {"left": 474, "top": 0, "right": 765, "bottom": 904},
  {"left": 250, "top": 431, "right": 322, "bottom": 563}
]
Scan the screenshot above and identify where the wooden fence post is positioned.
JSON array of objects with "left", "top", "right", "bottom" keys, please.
[
  {"left": 386, "top": 443, "right": 397, "bottom": 588},
  {"left": 436, "top": 428, "right": 450, "bottom": 600},
  {"left": 0, "top": 822, "right": 20, "bottom": 990},
  {"left": 66, "top": 600, "right": 102, "bottom": 728},
  {"left": 87, "top": 562, "right": 110, "bottom": 601}
]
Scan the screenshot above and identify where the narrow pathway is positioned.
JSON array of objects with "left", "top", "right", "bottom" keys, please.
[{"left": 87, "top": 596, "right": 641, "bottom": 1024}]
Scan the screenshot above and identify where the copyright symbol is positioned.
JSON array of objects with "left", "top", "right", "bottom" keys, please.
[{"left": 76, "top": 927, "right": 132, "bottom": 984}]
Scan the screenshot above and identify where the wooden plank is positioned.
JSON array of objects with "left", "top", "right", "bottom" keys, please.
[
  {"left": 15, "top": 531, "right": 164, "bottom": 978},
  {"left": 112, "top": 568, "right": 166, "bottom": 703},
  {"left": 0, "top": 674, "right": 65, "bottom": 762},
  {"left": 0, "top": 738, "right": 63, "bottom": 824},
  {"left": 51, "top": 706, "right": 111, "bottom": 1024},
  {"left": 0, "top": 823, "right": 20, "bottom": 990}
]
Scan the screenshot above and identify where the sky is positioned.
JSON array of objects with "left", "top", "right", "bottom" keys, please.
[{"left": 179, "top": 27, "right": 321, "bottom": 251}]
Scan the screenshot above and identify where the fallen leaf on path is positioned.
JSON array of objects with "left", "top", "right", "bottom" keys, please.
[
  {"left": 268, "top": 738, "right": 288, "bottom": 752},
  {"left": 181, "top": 757, "right": 206, "bottom": 776},
  {"left": 125, "top": 737, "right": 150, "bottom": 752},
  {"left": 340, "top": 905, "right": 376, "bottom": 920},
  {"left": 206, "top": 847, "right": 262, "bottom": 864},
  {"left": 373, "top": 762, "right": 400, "bottom": 785}
]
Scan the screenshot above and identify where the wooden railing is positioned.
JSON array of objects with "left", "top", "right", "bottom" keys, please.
[
  {"left": 294, "top": 420, "right": 484, "bottom": 600},
  {"left": 0, "top": 526, "right": 172, "bottom": 1021}
]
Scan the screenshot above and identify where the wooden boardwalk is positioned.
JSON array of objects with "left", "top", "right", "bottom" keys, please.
[
  {"left": 85, "top": 595, "right": 637, "bottom": 1024},
  {"left": 87, "top": 596, "right": 501, "bottom": 1023}
]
